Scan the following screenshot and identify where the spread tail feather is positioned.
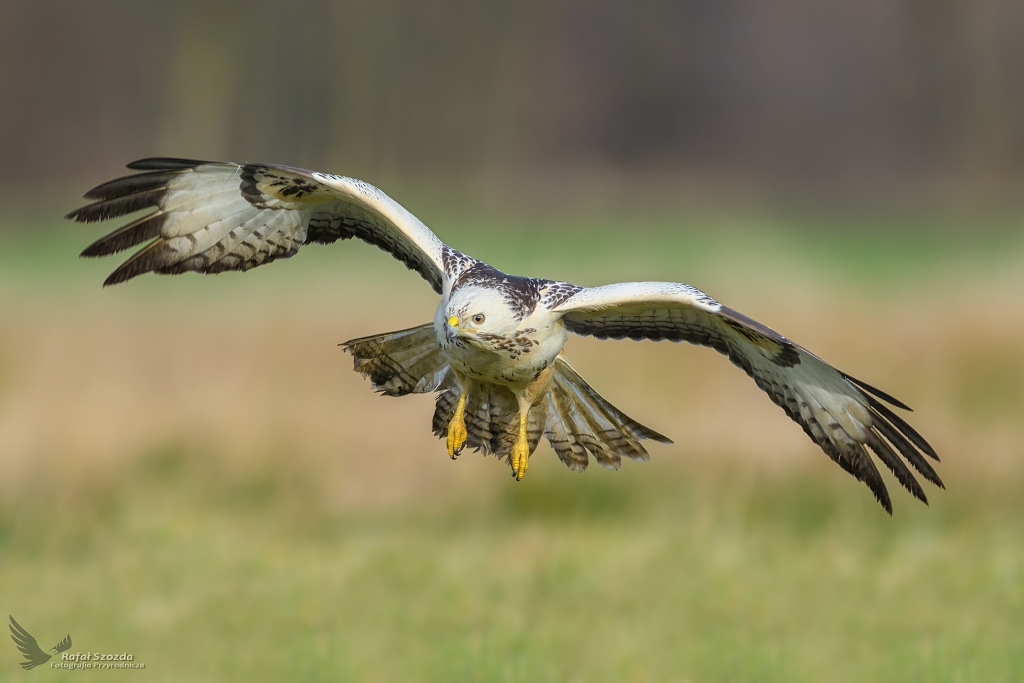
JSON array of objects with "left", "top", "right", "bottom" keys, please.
[
  {"left": 433, "top": 357, "right": 671, "bottom": 470},
  {"left": 343, "top": 325, "right": 670, "bottom": 470},
  {"left": 544, "top": 358, "right": 672, "bottom": 470}
]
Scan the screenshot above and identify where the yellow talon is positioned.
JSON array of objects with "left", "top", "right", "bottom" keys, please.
[
  {"left": 511, "top": 414, "right": 530, "bottom": 480},
  {"left": 446, "top": 394, "right": 468, "bottom": 459}
]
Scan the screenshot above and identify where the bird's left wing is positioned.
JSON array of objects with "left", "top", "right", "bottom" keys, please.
[
  {"left": 68, "top": 158, "right": 470, "bottom": 292},
  {"left": 548, "top": 281, "right": 942, "bottom": 513}
]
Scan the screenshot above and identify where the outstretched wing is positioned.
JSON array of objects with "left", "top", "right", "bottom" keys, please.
[
  {"left": 68, "top": 158, "right": 474, "bottom": 292},
  {"left": 549, "top": 281, "right": 942, "bottom": 513},
  {"left": 9, "top": 616, "right": 52, "bottom": 670}
]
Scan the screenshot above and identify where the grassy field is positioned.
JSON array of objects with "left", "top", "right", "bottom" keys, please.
[{"left": 1, "top": 197, "right": 1023, "bottom": 681}]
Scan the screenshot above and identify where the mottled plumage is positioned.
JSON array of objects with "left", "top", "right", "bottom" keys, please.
[{"left": 69, "top": 158, "right": 943, "bottom": 513}]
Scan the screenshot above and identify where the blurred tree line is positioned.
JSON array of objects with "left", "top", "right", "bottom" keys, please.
[{"left": 1, "top": 0, "right": 1023, "bottom": 200}]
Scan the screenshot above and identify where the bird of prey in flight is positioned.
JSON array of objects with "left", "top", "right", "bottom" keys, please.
[
  {"left": 68, "top": 158, "right": 942, "bottom": 513},
  {"left": 9, "top": 616, "right": 72, "bottom": 670}
]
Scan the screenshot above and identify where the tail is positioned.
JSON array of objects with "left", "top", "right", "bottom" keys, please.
[
  {"left": 542, "top": 358, "right": 672, "bottom": 470},
  {"left": 343, "top": 326, "right": 671, "bottom": 471},
  {"left": 433, "top": 357, "right": 672, "bottom": 471}
]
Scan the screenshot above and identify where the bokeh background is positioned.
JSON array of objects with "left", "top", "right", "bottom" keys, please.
[{"left": 1, "top": 1, "right": 1023, "bottom": 680}]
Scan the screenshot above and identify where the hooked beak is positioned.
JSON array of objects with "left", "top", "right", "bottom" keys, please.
[{"left": 445, "top": 315, "right": 459, "bottom": 343}]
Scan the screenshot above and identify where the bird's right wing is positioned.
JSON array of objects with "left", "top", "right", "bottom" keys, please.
[
  {"left": 9, "top": 617, "right": 51, "bottom": 670},
  {"left": 549, "top": 281, "right": 942, "bottom": 513},
  {"left": 68, "top": 158, "right": 477, "bottom": 291}
]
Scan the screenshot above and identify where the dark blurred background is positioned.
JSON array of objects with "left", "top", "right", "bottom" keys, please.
[
  {"left": 1, "top": 3, "right": 1023, "bottom": 681},
  {"left": 4, "top": 0, "right": 1024, "bottom": 207}
]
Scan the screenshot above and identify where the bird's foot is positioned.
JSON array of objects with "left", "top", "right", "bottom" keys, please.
[
  {"left": 511, "top": 428, "right": 530, "bottom": 481},
  {"left": 446, "top": 394, "right": 468, "bottom": 459}
]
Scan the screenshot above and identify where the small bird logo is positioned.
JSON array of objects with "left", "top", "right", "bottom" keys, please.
[{"left": 9, "top": 616, "right": 72, "bottom": 670}]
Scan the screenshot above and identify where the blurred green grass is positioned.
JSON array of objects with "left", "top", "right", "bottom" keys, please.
[
  {"left": 1, "top": 195, "right": 1023, "bottom": 681},
  {"left": 1, "top": 446, "right": 1022, "bottom": 682}
]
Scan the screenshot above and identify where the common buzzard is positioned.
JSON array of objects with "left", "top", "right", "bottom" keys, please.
[{"left": 68, "top": 159, "right": 942, "bottom": 513}]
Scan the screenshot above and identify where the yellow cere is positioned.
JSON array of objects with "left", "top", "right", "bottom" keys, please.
[{"left": 448, "top": 315, "right": 459, "bottom": 327}]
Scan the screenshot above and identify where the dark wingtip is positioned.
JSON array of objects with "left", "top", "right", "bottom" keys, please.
[
  {"left": 126, "top": 157, "right": 208, "bottom": 171},
  {"left": 82, "top": 170, "right": 179, "bottom": 201},
  {"left": 867, "top": 395, "right": 940, "bottom": 462},
  {"left": 865, "top": 473, "right": 893, "bottom": 515},
  {"left": 842, "top": 372, "right": 913, "bottom": 411},
  {"left": 63, "top": 191, "right": 163, "bottom": 224},
  {"left": 78, "top": 212, "right": 165, "bottom": 258},
  {"left": 876, "top": 492, "right": 893, "bottom": 515},
  {"left": 874, "top": 481, "right": 894, "bottom": 514},
  {"left": 103, "top": 264, "right": 144, "bottom": 287},
  {"left": 103, "top": 254, "right": 150, "bottom": 286}
]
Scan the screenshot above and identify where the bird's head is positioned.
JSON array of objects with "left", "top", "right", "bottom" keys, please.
[{"left": 444, "top": 287, "right": 516, "bottom": 346}]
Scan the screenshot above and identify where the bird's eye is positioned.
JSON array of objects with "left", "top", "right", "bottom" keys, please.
[{"left": 472, "top": 314, "right": 485, "bottom": 324}]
